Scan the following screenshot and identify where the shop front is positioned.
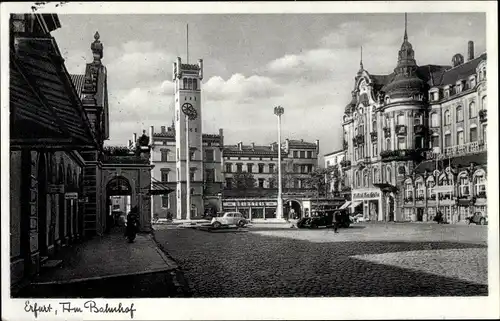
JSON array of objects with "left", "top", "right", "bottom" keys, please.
[
  {"left": 351, "top": 189, "right": 382, "bottom": 221},
  {"left": 222, "top": 199, "right": 278, "bottom": 220}
]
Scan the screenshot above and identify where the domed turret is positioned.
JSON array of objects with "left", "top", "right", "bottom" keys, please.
[{"left": 382, "top": 14, "right": 426, "bottom": 100}]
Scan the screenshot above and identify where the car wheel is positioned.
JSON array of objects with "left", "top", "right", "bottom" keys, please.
[
  {"left": 480, "top": 218, "right": 486, "bottom": 225},
  {"left": 310, "top": 223, "right": 317, "bottom": 229},
  {"left": 238, "top": 220, "right": 246, "bottom": 227},
  {"left": 212, "top": 221, "right": 222, "bottom": 228}
]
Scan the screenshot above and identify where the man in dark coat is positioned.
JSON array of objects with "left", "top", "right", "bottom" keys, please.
[{"left": 332, "top": 211, "right": 340, "bottom": 233}]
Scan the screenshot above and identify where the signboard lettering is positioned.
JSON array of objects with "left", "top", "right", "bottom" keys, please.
[
  {"left": 65, "top": 192, "right": 78, "bottom": 200},
  {"left": 353, "top": 191, "right": 380, "bottom": 199},
  {"left": 48, "top": 184, "right": 65, "bottom": 194}
]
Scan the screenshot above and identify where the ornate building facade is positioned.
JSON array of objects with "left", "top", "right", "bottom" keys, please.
[{"left": 340, "top": 16, "right": 487, "bottom": 223}]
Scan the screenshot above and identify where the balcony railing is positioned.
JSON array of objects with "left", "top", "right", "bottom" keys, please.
[
  {"left": 383, "top": 127, "right": 391, "bottom": 138},
  {"left": 395, "top": 125, "right": 407, "bottom": 136},
  {"left": 340, "top": 159, "right": 352, "bottom": 168},
  {"left": 479, "top": 109, "right": 487, "bottom": 122},
  {"left": 425, "top": 141, "right": 486, "bottom": 160},
  {"left": 414, "top": 124, "right": 427, "bottom": 135},
  {"left": 370, "top": 131, "right": 378, "bottom": 141},
  {"left": 353, "top": 134, "right": 364, "bottom": 146},
  {"left": 380, "top": 148, "right": 428, "bottom": 162}
]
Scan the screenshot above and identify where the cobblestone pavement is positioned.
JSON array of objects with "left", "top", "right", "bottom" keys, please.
[{"left": 153, "top": 223, "right": 488, "bottom": 297}]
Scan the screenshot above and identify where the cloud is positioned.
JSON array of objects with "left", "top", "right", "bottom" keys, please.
[{"left": 203, "top": 73, "right": 283, "bottom": 102}]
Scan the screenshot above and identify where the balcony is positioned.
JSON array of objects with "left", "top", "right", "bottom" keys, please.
[
  {"left": 370, "top": 131, "right": 378, "bottom": 141},
  {"left": 383, "top": 127, "right": 391, "bottom": 138},
  {"left": 380, "top": 148, "right": 428, "bottom": 162},
  {"left": 353, "top": 134, "right": 364, "bottom": 146},
  {"left": 414, "top": 124, "right": 427, "bottom": 135},
  {"left": 403, "top": 196, "right": 413, "bottom": 203},
  {"left": 395, "top": 124, "right": 407, "bottom": 136},
  {"left": 340, "top": 159, "right": 352, "bottom": 168},
  {"left": 479, "top": 109, "right": 487, "bottom": 122},
  {"left": 477, "top": 191, "right": 487, "bottom": 199},
  {"left": 343, "top": 140, "right": 348, "bottom": 150},
  {"left": 425, "top": 141, "right": 486, "bottom": 160}
]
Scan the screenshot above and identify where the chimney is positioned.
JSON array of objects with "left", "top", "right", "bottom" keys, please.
[
  {"left": 315, "top": 139, "right": 320, "bottom": 154},
  {"left": 467, "top": 41, "right": 474, "bottom": 61},
  {"left": 149, "top": 126, "right": 154, "bottom": 143},
  {"left": 270, "top": 143, "right": 275, "bottom": 151},
  {"left": 160, "top": 126, "right": 165, "bottom": 133},
  {"left": 238, "top": 142, "right": 243, "bottom": 151},
  {"left": 128, "top": 139, "right": 132, "bottom": 147},
  {"left": 133, "top": 133, "right": 137, "bottom": 144},
  {"left": 219, "top": 128, "right": 224, "bottom": 146},
  {"left": 251, "top": 142, "right": 255, "bottom": 150}
]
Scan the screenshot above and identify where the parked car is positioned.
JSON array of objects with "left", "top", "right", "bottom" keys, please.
[
  {"left": 466, "top": 212, "right": 488, "bottom": 225},
  {"left": 297, "top": 210, "right": 351, "bottom": 229},
  {"left": 211, "top": 212, "right": 248, "bottom": 228}
]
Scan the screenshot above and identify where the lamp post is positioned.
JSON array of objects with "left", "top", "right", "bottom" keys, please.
[
  {"left": 274, "top": 106, "right": 284, "bottom": 220},
  {"left": 182, "top": 103, "right": 198, "bottom": 220}
]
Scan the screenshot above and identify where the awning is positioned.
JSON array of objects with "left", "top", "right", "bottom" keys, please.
[
  {"left": 339, "top": 201, "right": 351, "bottom": 210},
  {"left": 150, "top": 181, "right": 175, "bottom": 196},
  {"left": 351, "top": 201, "right": 363, "bottom": 208}
]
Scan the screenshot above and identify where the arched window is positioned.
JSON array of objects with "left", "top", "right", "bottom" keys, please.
[
  {"left": 444, "top": 110, "right": 451, "bottom": 125},
  {"left": 372, "top": 120, "right": 377, "bottom": 131},
  {"left": 456, "top": 106, "right": 463, "bottom": 122},
  {"left": 438, "top": 174, "right": 453, "bottom": 199},
  {"left": 458, "top": 172, "right": 470, "bottom": 197},
  {"left": 415, "top": 179, "right": 424, "bottom": 199},
  {"left": 397, "top": 113, "right": 405, "bottom": 125},
  {"left": 363, "top": 170, "right": 368, "bottom": 187},
  {"left": 355, "top": 171, "right": 361, "bottom": 187},
  {"left": 481, "top": 96, "right": 487, "bottom": 110},
  {"left": 405, "top": 180, "right": 413, "bottom": 200},
  {"left": 457, "top": 128, "right": 464, "bottom": 145},
  {"left": 469, "top": 102, "right": 477, "bottom": 118},
  {"left": 192, "top": 79, "right": 198, "bottom": 90},
  {"left": 386, "top": 166, "right": 392, "bottom": 183},
  {"left": 187, "top": 78, "right": 193, "bottom": 90},
  {"left": 414, "top": 113, "right": 421, "bottom": 126},
  {"left": 470, "top": 124, "right": 478, "bottom": 142},
  {"left": 431, "top": 112, "right": 439, "bottom": 127},
  {"left": 183, "top": 78, "right": 187, "bottom": 89},
  {"left": 373, "top": 168, "right": 380, "bottom": 183},
  {"left": 473, "top": 170, "right": 486, "bottom": 197},
  {"left": 398, "top": 165, "right": 406, "bottom": 175},
  {"left": 385, "top": 115, "right": 390, "bottom": 127},
  {"left": 385, "top": 138, "right": 391, "bottom": 151},
  {"left": 426, "top": 177, "right": 435, "bottom": 200}
]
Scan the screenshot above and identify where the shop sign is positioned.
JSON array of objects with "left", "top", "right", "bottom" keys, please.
[
  {"left": 48, "top": 184, "right": 65, "bottom": 194},
  {"left": 223, "top": 201, "right": 237, "bottom": 207},
  {"left": 65, "top": 192, "right": 78, "bottom": 200},
  {"left": 353, "top": 191, "right": 380, "bottom": 199},
  {"left": 223, "top": 201, "right": 277, "bottom": 207}
]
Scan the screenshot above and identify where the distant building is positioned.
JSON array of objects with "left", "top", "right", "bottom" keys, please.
[
  {"left": 338, "top": 15, "right": 487, "bottom": 223},
  {"left": 323, "top": 149, "right": 347, "bottom": 197}
]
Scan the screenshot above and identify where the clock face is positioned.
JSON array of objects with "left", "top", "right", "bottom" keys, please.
[{"left": 181, "top": 103, "right": 198, "bottom": 120}]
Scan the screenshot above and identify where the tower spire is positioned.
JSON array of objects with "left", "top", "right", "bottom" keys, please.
[
  {"left": 404, "top": 12, "right": 408, "bottom": 42},
  {"left": 360, "top": 46, "right": 363, "bottom": 70}
]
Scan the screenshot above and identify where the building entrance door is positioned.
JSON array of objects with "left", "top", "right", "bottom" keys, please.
[{"left": 417, "top": 208, "right": 424, "bottom": 221}]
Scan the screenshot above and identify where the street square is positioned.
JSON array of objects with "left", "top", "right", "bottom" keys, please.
[{"left": 153, "top": 223, "right": 487, "bottom": 297}]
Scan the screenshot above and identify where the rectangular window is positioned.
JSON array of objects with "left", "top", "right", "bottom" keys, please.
[
  {"left": 300, "top": 151, "right": 306, "bottom": 158},
  {"left": 268, "top": 164, "right": 275, "bottom": 173},
  {"left": 258, "top": 179, "right": 265, "bottom": 188},
  {"left": 307, "top": 151, "right": 312, "bottom": 158},
  {"left": 247, "top": 164, "right": 253, "bottom": 173},
  {"left": 176, "top": 148, "right": 180, "bottom": 160},
  {"left": 457, "top": 131, "right": 464, "bottom": 145},
  {"left": 470, "top": 127, "right": 478, "bottom": 142},
  {"left": 189, "top": 150, "right": 195, "bottom": 161},
  {"left": 397, "top": 114, "right": 405, "bottom": 125},
  {"left": 236, "top": 164, "right": 242, "bottom": 173},
  {"left": 372, "top": 143, "right": 378, "bottom": 157},
  {"left": 444, "top": 134, "right": 451, "bottom": 147},
  {"left": 225, "top": 178, "right": 233, "bottom": 189},
  {"left": 398, "top": 137, "right": 406, "bottom": 150},
  {"left": 190, "top": 171, "right": 195, "bottom": 182},
  {"left": 258, "top": 164, "right": 264, "bottom": 173},
  {"left": 161, "top": 195, "right": 169, "bottom": 208},
  {"left": 205, "top": 149, "right": 214, "bottom": 161},
  {"left": 161, "top": 150, "right": 168, "bottom": 162},
  {"left": 431, "top": 135, "right": 440, "bottom": 148},
  {"left": 269, "top": 180, "right": 275, "bottom": 189},
  {"left": 293, "top": 151, "right": 298, "bottom": 158},
  {"left": 205, "top": 169, "right": 215, "bottom": 183},
  {"left": 161, "top": 170, "right": 169, "bottom": 182},
  {"left": 225, "top": 163, "right": 232, "bottom": 173},
  {"left": 431, "top": 113, "right": 439, "bottom": 127}
]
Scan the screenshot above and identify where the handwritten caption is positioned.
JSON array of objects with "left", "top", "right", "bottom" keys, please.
[{"left": 24, "top": 300, "right": 136, "bottom": 319}]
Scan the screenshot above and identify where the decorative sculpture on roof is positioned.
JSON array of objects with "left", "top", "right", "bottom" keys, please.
[
  {"left": 91, "top": 31, "right": 103, "bottom": 63},
  {"left": 138, "top": 130, "right": 150, "bottom": 147}
]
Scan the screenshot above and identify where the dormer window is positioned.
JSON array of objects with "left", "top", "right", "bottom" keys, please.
[
  {"left": 455, "top": 81, "right": 463, "bottom": 93},
  {"left": 470, "top": 76, "right": 476, "bottom": 88}
]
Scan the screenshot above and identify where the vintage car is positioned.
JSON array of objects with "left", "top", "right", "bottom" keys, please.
[
  {"left": 211, "top": 212, "right": 248, "bottom": 228},
  {"left": 466, "top": 212, "right": 488, "bottom": 225},
  {"left": 297, "top": 210, "right": 351, "bottom": 229}
]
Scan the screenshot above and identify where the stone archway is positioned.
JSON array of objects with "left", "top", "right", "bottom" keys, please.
[
  {"left": 284, "top": 199, "right": 302, "bottom": 219},
  {"left": 105, "top": 176, "right": 133, "bottom": 233}
]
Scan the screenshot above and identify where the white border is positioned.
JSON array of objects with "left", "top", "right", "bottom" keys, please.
[{"left": 1, "top": 1, "right": 498, "bottom": 320}]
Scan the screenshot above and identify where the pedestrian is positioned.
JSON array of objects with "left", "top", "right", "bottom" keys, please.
[{"left": 332, "top": 211, "right": 340, "bottom": 233}]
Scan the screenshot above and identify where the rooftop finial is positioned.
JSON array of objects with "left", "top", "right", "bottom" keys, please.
[
  {"left": 360, "top": 46, "right": 363, "bottom": 70},
  {"left": 404, "top": 13, "right": 408, "bottom": 42},
  {"left": 94, "top": 31, "right": 100, "bottom": 41}
]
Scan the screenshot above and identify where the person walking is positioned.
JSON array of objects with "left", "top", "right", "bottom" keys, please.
[{"left": 332, "top": 211, "right": 340, "bottom": 233}]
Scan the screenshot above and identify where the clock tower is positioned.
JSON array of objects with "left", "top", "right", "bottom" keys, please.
[{"left": 172, "top": 57, "right": 204, "bottom": 220}]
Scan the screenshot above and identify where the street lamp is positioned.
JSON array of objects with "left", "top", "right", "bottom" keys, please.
[
  {"left": 274, "top": 106, "right": 284, "bottom": 220},
  {"left": 182, "top": 103, "right": 198, "bottom": 220}
]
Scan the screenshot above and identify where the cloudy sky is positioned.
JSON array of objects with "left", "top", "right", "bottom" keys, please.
[{"left": 52, "top": 13, "right": 486, "bottom": 155}]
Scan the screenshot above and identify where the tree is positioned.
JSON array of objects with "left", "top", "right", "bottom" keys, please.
[
  {"left": 269, "top": 161, "right": 294, "bottom": 191},
  {"left": 232, "top": 172, "right": 256, "bottom": 190},
  {"left": 304, "top": 167, "right": 335, "bottom": 198}
]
